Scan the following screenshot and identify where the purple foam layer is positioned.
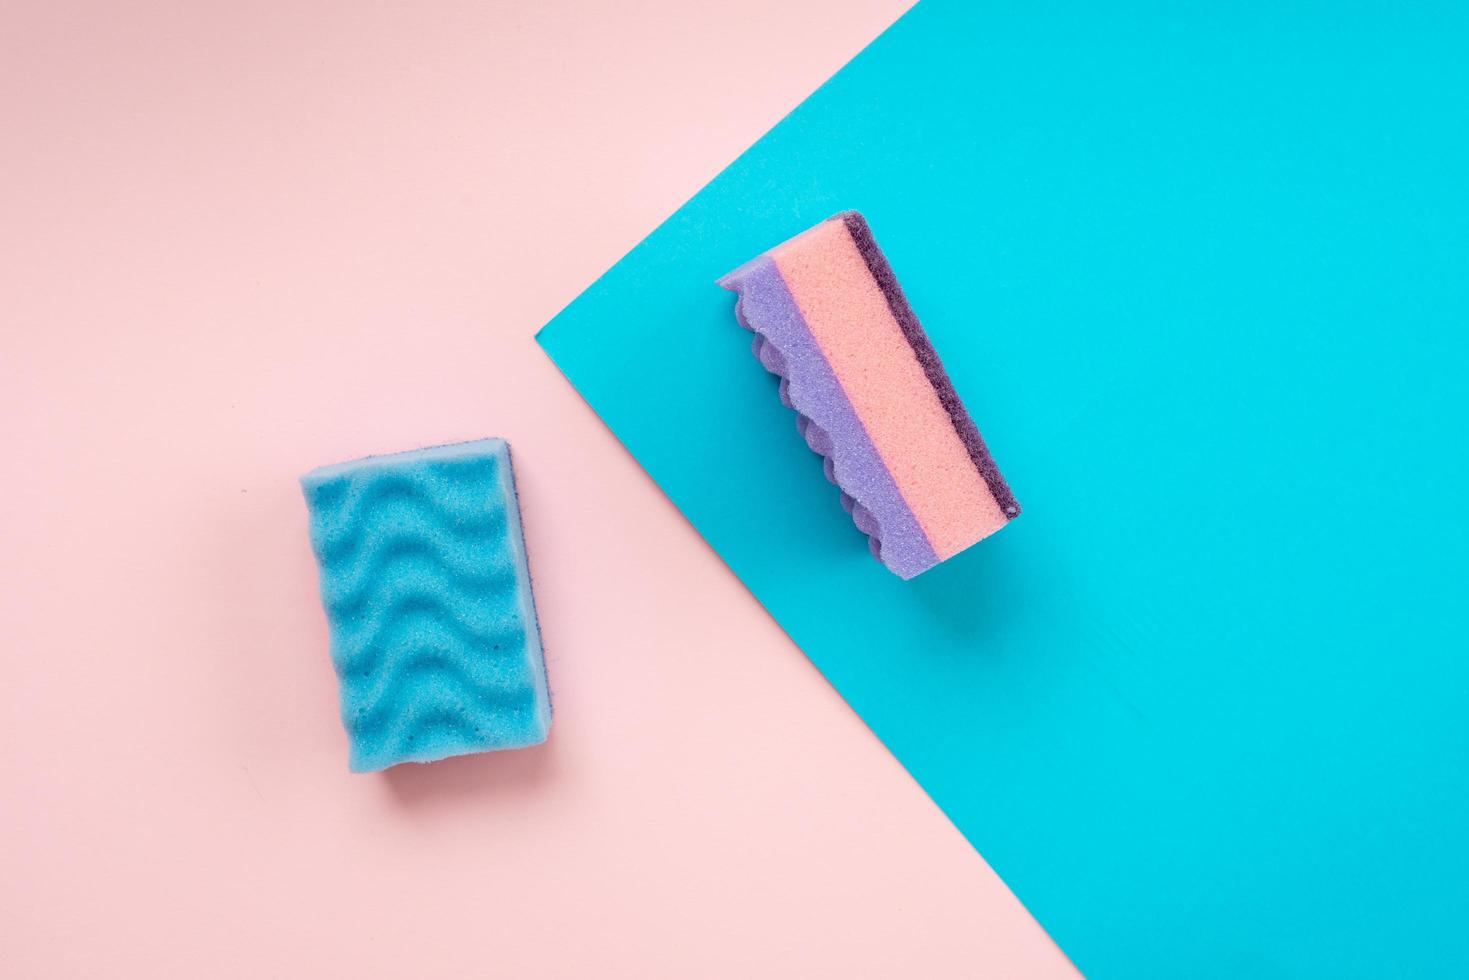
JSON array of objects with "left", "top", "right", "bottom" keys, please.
[
  {"left": 719, "top": 256, "right": 939, "bottom": 579},
  {"left": 839, "top": 212, "right": 1021, "bottom": 520}
]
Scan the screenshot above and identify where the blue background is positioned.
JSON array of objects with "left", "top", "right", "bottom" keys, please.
[{"left": 538, "top": 2, "right": 1469, "bottom": 975}]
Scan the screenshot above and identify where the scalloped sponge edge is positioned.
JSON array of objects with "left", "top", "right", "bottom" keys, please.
[
  {"left": 720, "top": 212, "right": 1019, "bottom": 579},
  {"left": 300, "top": 438, "right": 551, "bottom": 772}
]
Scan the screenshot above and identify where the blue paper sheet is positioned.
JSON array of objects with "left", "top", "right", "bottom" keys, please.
[{"left": 537, "top": 3, "right": 1469, "bottom": 975}]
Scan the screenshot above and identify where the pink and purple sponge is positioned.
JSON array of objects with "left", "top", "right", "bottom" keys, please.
[{"left": 720, "top": 212, "right": 1020, "bottom": 579}]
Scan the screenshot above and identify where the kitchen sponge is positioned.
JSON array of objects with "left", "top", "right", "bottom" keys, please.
[
  {"left": 300, "top": 438, "right": 551, "bottom": 772},
  {"left": 720, "top": 211, "right": 1019, "bottom": 579}
]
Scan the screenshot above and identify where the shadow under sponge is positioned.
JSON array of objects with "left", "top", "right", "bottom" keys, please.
[{"left": 300, "top": 438, "right": 551, "bottom": 772}]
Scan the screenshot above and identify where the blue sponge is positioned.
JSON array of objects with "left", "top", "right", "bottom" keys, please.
[{"left": 300, "top": 438, "right": 551, "bottom": 772}]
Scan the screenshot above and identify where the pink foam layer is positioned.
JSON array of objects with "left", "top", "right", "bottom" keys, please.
[{"left": 770, "top": 220, "right": 1006, "bottom": 559}]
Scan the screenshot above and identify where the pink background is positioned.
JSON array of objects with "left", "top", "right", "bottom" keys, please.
[{"left": 0, "top": 1, "right": 1077, "bottom": 976}]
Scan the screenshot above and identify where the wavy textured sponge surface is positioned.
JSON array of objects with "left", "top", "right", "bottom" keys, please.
[
  {"left": 720, "top": 211, "right": 1019, "bottom": 579},
  {"left": 301, "top": 439, "right": 551, "bottom": 772}
]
